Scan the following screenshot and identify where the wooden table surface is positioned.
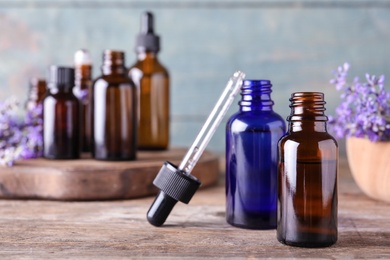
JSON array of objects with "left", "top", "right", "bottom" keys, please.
[{"left": 0, "top": 158, "right": 389, "bottom": 259}]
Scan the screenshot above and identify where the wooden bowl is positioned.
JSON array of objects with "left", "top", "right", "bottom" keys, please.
[{"left": 346, "top": 137, "right": 390, "bottom": 202}]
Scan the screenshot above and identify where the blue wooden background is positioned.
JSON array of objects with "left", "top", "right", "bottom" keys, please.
[{"left": 1, "top": 0, "right": 390, "bottom": 154}]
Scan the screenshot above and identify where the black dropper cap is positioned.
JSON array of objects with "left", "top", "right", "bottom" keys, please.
[
  {"left": 48, "top": 66, "right": 75, "bottom": 89},
  {"left": 135, "top": 11, "right": 160, "bottom": 53},
  {"left": 147, "top": 161, "right": 201, "bottom": 227}
]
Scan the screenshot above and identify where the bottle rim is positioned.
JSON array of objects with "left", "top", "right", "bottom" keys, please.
[{"left": 287, "top": 91, "right": 328, "bottom": 122}]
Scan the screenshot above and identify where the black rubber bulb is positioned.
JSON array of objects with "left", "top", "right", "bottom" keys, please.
[
  {"left": 146, "top": 161, "right": 201, "bottom": 227},
  {"left": 136, "top": 11, "right": 160, "bottom": 53},
  {"left": 141, "top": 11, "right": 154, "bottom": 34},
  {"left": 147, "top": 191, "right": 177, "bottom": 227}
]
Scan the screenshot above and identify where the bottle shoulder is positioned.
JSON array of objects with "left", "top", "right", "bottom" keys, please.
[
  {"left": 129, "top": 59, "right": 169, "bottom": 76},
  {"left": 227, "top": 111, "right": 286, "bottom": 132},
  {"left": 279, "top": 133, "right": 338, "bottom": 162},
  {"left": 43, "top": 91, "right": 79, "bottom": 105},
  {"left": 279, "top": 131, "right": 338, "bottom": 147},
  {"left": 93, "top": 75, "right": 135, "bottom": 87},
  {"left": 228, "top": 110, "right": 285, "bottom": 124}
]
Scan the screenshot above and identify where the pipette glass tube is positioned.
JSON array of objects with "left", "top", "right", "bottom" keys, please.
[
  {"left": 178, "top": 71, "right": 246, "bottom": 175},
  {"left": 147, "top": 71, "right": 245, "bottom": 227}
]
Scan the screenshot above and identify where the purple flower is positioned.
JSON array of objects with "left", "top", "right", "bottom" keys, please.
[
  {"left": 329, "top": 63, "right": 390, "bottom": 142},
  {"left": 0, "top": 98, "right": 43, "bottom": 166}
]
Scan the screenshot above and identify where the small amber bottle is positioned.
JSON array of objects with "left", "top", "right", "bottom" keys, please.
[
  {"left": 25, "top": 78, "right": 47, "bottom": 110},
  {"left": 277, "top": 92, "right": 338, "bottom": 248},
  {"left": 74, "top": 49, "right": 93, "bottom": 152},
  {"left": 129, "top": 11, "right": 170, "bottom": 150},
  {"left": 43, "top": 66, "right": 80, "bottom": 159},
  {"left": 92, "top": 50, "right": 137, "bottom": 160}
]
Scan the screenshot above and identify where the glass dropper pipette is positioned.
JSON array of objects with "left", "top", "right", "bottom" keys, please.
[
  {"left": 179, "top": 70, "right": 245, "bottom": 174},
  {"left": 147, "top": 71, "right": 245, "bottom": 227}
]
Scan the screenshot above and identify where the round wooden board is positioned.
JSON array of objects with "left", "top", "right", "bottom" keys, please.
[{"left": 0, "top": 148, "right": 220, "bottom": 201}]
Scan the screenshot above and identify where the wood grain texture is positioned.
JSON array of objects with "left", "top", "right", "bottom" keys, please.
[
  {"left": 0, "top": 148, "right": 219, "bottom": 200},
  {"left": 347, "top": 137, "right": 390, "bottom": 203},
  {"left": 0, "top": 157, "right": 389, "bottom": 258}
]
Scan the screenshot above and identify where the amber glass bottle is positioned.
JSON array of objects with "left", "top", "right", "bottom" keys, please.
[
  {"left": 92, "top": 50, "right": 137, "bottom": 160},
  {"left": 74, "top": 49, "right": 93, "bottom": 152},
  {"left": 25, "top": 78, "right": 47, "bottom": 110},
  {"left": 277, "top": 92, "right": 338, "bottom": 248},
  {"left": 43, "top": 66, "right": 80, "bottom": 159},
  {"left": 129, "top": 11, "right": 169, "bottom": 150}
]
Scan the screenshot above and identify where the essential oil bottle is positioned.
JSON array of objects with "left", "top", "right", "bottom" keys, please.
[
  {"left": 92, "top": 50, "right": 137, "bottom": 160},
  {"left": 277, "top": 92, "right": 338, "bottom": 247},
  {"left": 74, "top": 49, "right": 93, "bottom": 152},
  {"left": 226, "top": 80, "right": 286, "bottom": 229},
  {"left": 128, "top": 11, "right": 170, "bottom": 150},
  {"left": 43, "top": 66, "right": 80, "bottom": 159},
  {"left": 25, "top": 78, "right": 47, "bottom": 111}
]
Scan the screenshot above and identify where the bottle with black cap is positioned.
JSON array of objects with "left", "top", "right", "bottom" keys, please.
[
  {"left": 43, "top": 66, "right": 81, "bottom": 159},
  {"left": 129, "top": 11, "right": 170, "bottom": 150}
]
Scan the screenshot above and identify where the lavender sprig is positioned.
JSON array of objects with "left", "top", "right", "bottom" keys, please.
[
  {"left": 329, "top": 63, "right": 390, "bottom": 142},
  {"left": 0, "top": 97, "right": 43, "bottom": 166}
]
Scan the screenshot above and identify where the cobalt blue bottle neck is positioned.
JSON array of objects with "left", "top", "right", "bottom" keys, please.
[{"left": 239, "top": 80, "right": 274, "bottom": 112}]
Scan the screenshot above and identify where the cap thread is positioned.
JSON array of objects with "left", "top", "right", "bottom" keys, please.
[{"left": 153, "top": 161, "right": 201, "bottom": 204}]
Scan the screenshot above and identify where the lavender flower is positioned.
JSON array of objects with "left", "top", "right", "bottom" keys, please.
[
  {"left": 0, "top": 97, "right": 43, "bottom": 166},
  {"left": 329, "top": 63, "right": 390, "bottom": 142}
]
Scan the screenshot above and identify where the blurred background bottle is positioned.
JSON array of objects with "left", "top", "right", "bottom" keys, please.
[
  {"left": 74, "top": 49, "right": 93, "bottom": 153},
  {"left": 129, "top": 11, "right": 170, "bottom": 150},
  {"left": 25, "top": 78, "right": 47, "bottom": 111},
  {"left": 92, "top": 50, "right": 137, "bottom": 160},
  {"left": 43, "top": 66, "right": 80, "bottom": 159}
]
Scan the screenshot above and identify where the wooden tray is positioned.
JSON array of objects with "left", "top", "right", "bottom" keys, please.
[{"left": 0, "top": 148, "right": 220, "bottom": 201}]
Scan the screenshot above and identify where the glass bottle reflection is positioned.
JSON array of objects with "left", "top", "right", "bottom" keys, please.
[
  {"left": 92, "top": 50, "right": 137, "bottom": 160},
  {"left": 226, "top": 80, "right": 286, "bottom": 229},
  {"left": 43, "top": 66, "right": 80, "bottom": 159},
  {"left": 277, "top": 92, "right": 338, "bottom": 248}
]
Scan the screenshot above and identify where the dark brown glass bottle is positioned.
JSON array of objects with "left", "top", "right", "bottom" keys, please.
[
  {"left": 25, "top": 78, "right": 47, "bottom": 110},
  {"left": 74, "top": 49, "right": 93, "bottom": 152},
  {"left": 128, "top": 11, "right": 169, "bottom": 150},
  {"left": 43, "top": 66, "right": 81, "bottom": 159},
  {"left": 277, "top": 92, "right": 338, "bottom": 248},
  {"left": 92, "top": 50, "right": 137, "bottom": 160}
]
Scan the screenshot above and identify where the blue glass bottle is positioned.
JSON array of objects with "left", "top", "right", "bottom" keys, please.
[{"left": 226, "top": 79, "right": 286, "bottom": 229}]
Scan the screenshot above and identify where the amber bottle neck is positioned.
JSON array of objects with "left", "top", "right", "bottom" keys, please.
[
  {"left": 136, "top": 51, "right": 158, "bottom": 61},
  {"left": 75, "top": 64, "right": 92, "bottom": 78},
  {"left": 75, "top": 64, "right": 92, "bottom": 87},
  {"left": 287, "top": 92, "right": 328, "bottom": 132},
  {"left": 102, "top": 65, "right": 126, "bottom": 75},
  {"left": 28, "top": 78, "right": 47, "bottom": 102},
  {"left": 101, "top": 50, "right": 127, "bottom": 75}
]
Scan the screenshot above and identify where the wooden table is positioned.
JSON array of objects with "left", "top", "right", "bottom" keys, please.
[{"left": 0, "top": 158, "right": 389, "bottom": 259}]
